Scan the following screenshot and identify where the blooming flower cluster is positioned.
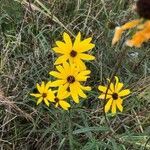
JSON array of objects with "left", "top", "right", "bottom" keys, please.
[
  {"left": 98, "top": 77, "right": 131, "bottom": 114},
  {"left": 31, "top": 32, "right": 95, "bottom": 110},
  {"left": 30, "top": 32, "right": 131, "bottom": 115},
  {"left": 30, "top": 0, "right": 150, "bottom": 115}
]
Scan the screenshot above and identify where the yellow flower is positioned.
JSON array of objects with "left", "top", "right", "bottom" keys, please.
[
  {"left": 53, "top": 86, "right": 70, "bottom": 110},
  {"left": 30, "top": 81, "right": 55, "bottom": 107},
  {"left": 98, "top": 76, "right": 131, "bottom": 115},
  {"left": 49, "top": 62, "right": 91, "bottom": 103},
  {"left": 53, "top": 32, "right": 95, "bottom": 70},
  {"left": 112, "top": 19, "right": 150, "bottom": 47}
]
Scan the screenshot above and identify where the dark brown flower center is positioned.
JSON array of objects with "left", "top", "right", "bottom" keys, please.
[
  {"left": 112, "top": 93, "right": 118, "bottom": 100},
  {"left": 42, "top": 93, "right": 47, "bottom": 98},
  {"left": 67, "top": 75, "right": 75, "bottom": 83},
  {"left": 54, "top": 97, "right": 59, "bottom": 103},
  {"left": 136, "top": 0, "right": 150, "bottom": 19},
  {"left": 70, "top": 50, "right": 77, "bottom": 57}
]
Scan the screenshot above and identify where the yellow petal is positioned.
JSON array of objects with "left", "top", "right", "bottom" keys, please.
[
  {"left": 44, "top": 98, "right": 50, "bottom": 107},
  {"left": 49, "top": 71, "right": 64, "bottom": 79},
  {"left": 54, "top": 55, "right": 68, "bottom": 65},
  {"left": 57, "top": 86, "right": 63, "bottom": 98},
  {"left": 37, "top": 97, "right": 43, "bottom": 105},
  {"left": 80, "top": 85, "right": 91, "bottom": 91},
  {"left": 114, "top": 76, "right": 124, "bottom": 92},
  {"left": 115, "top": 76, "right": 119, "bottom": 86},
  {"left": 70, "top": 84, "right": 79, "bottom": 103},
  {"left": 63, "top": 62, "right": 71, "bottom": 74},
  {"left": 59, "top": 100, "right": 71, "bottom": 110},
  {"left": 30, "top": 93, "right": 41, "bottom": 98},
  {"left": 78, "top": 53, "right": 95, "bottom": 60},
  {"left": 116, "top": 98, "right": 123, "bottom": 112},
  {"left": 36, "top": 83, "right": 42, "bottom": 93},
  {"left": 104, "top": 98, "right": 113, "bottom": 113},
  {"left": 68, "top": 56, "right": 74, "bottom": 65},
  {"left": 69, "top": 63, "right": 78, "bottom": 77},
  {"left": 63, "top": 92, "right": 70, "bottom": 99},
  {"left": 63, "top": 32, "right": 72, "bottom": 49},
  {"left": 47, "top": 91, "right": 55, "bottom": 102},
  {"left": 63, "top": 83, "right": 70, "bottom": 91},
  {"left": 112, "top": 27, "right": 123, "bottom": 45},
  {"left": 98, "top": 94, "right": 112, "bottom": 99},
  {"left": 80, "top": 37, "right": 92, "bottom": 45},
  {"left": 116, "top": 83, "right": 124, "bottom": 93},
  {"left": 98, "top": 85, "right": 112, "bottom": 94},
  {"left": 111, "top": 101, "right": 116, "bottom": 114},
  {"left": 59, "top": 92, "right": 70, "bottom": 100},
  {"left": 57, "top": 86, "right": 70, "bottom": 99},
  {"left": 50, "top": 80, "right": 66, "bottom": 87},
  {"left": 76, "top": 83, "right": 87, "bottom": 98},
  {"left": 98, "top": 85, "right": 106, "bottom": 92},
  {"left": 45, "top": 81, "right": 52, "bottom": 91},
  {"left": 76, "top": 82, "right": 91, "bottom": 92},
  {"left": 76, "top": 75, "right": 89, "bottom": 82},
  {"left": 73, "top": 32, "right": 81, "bottom": 50},
  {"left": 76, "top": 70, "right": 91, "bottom": 81},
  {"left": 118, "top": 89, "right": 131, "bottom": 97},
  {"left": 56, "top": 65, "right": 65, "bottom": 73},
  {"left": 81, "top": 43, "right": 95, "bottom": 52},
  {"left": 52, "top": 47, "right": 66, "bottom": 54},
  {"left": 56, "top": 41, "right": 65, "bottom": 47},
  {"left": 56, "top": 65, "right": 67, "bottom": 77},
  {"left": 55, "top": 41, "right": 70, "bottom": 51},
  {"left": 75, "top": 36, "right": 95, "bottom": 52},
  {"left": 110, "top": 83, "right": 115, "bottom": 93},
  {"left": 55, "top": 40, "right": 71, "bottom": 52},
  {"left": 78, "top": 43, "right": 95, "bottom": 53},
  {"left": 75, "top": 58, "right": 86, "bottom": 70},
  {"left": 40, "top": 82, "right": 45, "bottom": 93}
]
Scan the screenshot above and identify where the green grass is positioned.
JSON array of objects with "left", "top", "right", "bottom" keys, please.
[{"left": 0, "top": 0, "right": 150, "bottom": 149}]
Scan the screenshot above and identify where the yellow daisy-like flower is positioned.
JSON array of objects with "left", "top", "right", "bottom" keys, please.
[
  {"left": 53, "top": 32, "right": 95, "bottom": 70},
  {"left": 53, "top": 86, "right": 70, "bottom": 110},
  {"left": 112, "top": 19, "right": 150, "bottom": 47},
  {"left": 30, "top": 81, "right": 55, "bottom": 107},
  {"left": 98, "top": 76, "right": 131, "bottom": 115},
  {"left": 49, "top": 62, "right": 91, "bottom": 103}
]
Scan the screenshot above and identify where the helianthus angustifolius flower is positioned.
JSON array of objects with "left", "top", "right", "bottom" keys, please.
[
  {"left": 53, "top": 86, "right": 70, "bottom": 110},
  {"left": 30, "top": 82, "right": 55, "bottom": 106},
  {"left": 112, "top": 0, "right": 150, "bottom": 48},
  {"left": 53, "top": 32, "right": 95, "bottom": 70},
  {"left": 98, "top": 76, "right": 131, "bottom": 115},
  {"left": 49, "top": 62, "right": 91, "bottom": 103}
]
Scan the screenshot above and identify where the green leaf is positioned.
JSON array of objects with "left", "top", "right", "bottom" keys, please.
[{"left": 73, "top": 126, "right": 110, "bottom": 134}]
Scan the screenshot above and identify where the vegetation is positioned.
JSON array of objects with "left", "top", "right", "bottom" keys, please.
[{"left": 0, "top": 0, "right": 150, "bottom": 149}]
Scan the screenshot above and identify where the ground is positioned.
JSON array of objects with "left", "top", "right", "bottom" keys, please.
[{"left": 0, "top": 0, "right": 150, "bottom": 149}]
